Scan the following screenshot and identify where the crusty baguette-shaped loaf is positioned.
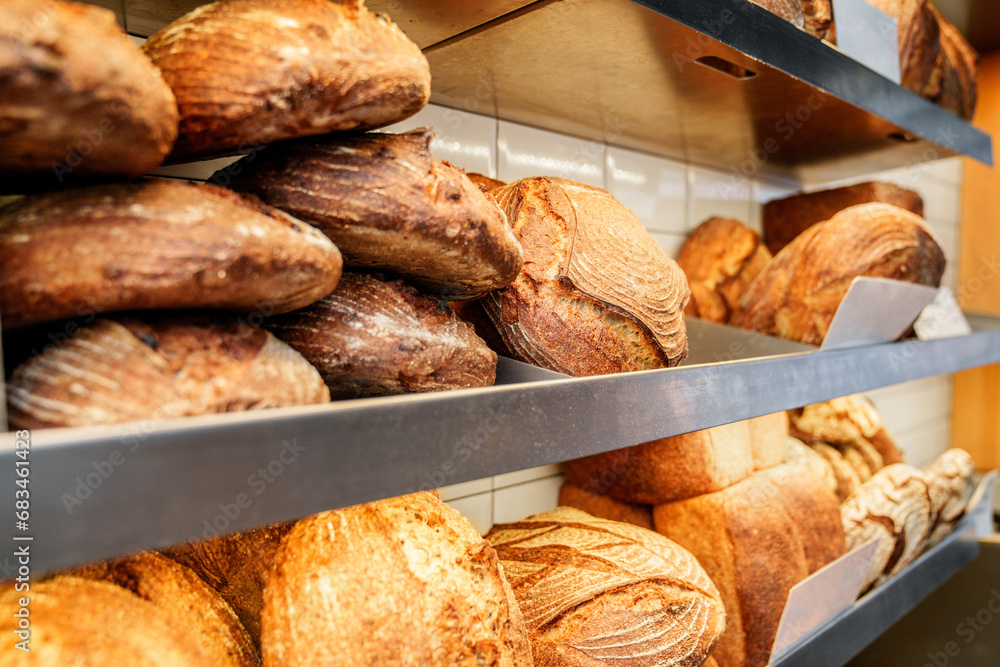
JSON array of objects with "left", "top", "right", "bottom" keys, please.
[
  {"left": 731, "top": 203, "right": 944, "bottom": 346},
  {"left": 811, "top": 442, "right": 863, "bottom": 502},
  {"left": 263, "top": 492, "right": 531, "bottom": 666},
  {"left": 557, "top": 483, "right": 654, "bottom": 530},
  {"left": 483, "top": 177, "right": 690, "bottom": 375},
  {"left": 676, "top": 217, "right": 773, "bottom": 323},
  {"left": 841, "top": 464, "right": 932, "bottom": 592},
  {"left": 219, "top": 129, "right": 521, "bottom": 300},
  {"left": 748, "top": 412, "right": 789, "bottom": 470},
  {"left": 143, "top": 0, "right": 429, "bottom": 161},
  {"left": 486, "top": 506, "right": 725, "bottom": 667},
  {"left": 563, "top": 421, "right": 753, "bottom": 505},
  {"left": 266, "top": 272, "right": 498, "bottom": 399},
  {"left": 784, "top": 436, "right": 837, "bottom": 495},
  {"left": 162, "top": 522, "right": 293, "bottom": 650},
  {"left": 763, "top": 182, "right": 924, "bottom": 255},
  {"left": 68, "top": 551, "right": 258, "bottom": 666},
  {"left": 924, "top": 448, "right": 974, "bottom": 546},
  {"left": 0, "top": 0, "right": 178, "bottom": 191},
  {"left": 0, "top": 179, "right": 342, "bottom": 329},
  {"left": 653, "top": 474, "right": 810, "bottom": 667},
  {"left": 930, "top": 6, "right": 978, "bottom": 120},
  {"left": 0, "top": 577, "right": 230, "bottom": 666},
  {"left": 789, "top": 395, "right": 903, "bottom": 465},
  {"left": 7, "top": 317, "right": 330, "bottom": 430}
]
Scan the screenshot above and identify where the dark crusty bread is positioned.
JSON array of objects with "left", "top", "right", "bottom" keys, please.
[
  {"left": 67, "top": 551, "right": 258, "bottom": 666},
  {"left": 0, "top": 179, "right": 342, "bottom": 329},
  {"left": 143, "top": 0, "right": 430, "bottom": 161},
  {"left": 218, "top": 129, "right": 522, "bottom": 300},
  {"left": 7, "top": 316, "right": 330, "bottom": 430},
  {"left": 563, "top": 421, "right": 753, "bottom": 504},
  {"left": 557, "top": 483, "right": 654, "bottom": 530},
  {"left": 789, "top": 394, "right": 904, "bottom": 465},
  {"left": 748, "top": 412, "right": 788, "bottom": 470},
  {"left": 930, "top": 6, "right": 978, "bottom": 120},
  {"left": 265, "top": 272, "right": 498, "bottom": 399},
  {"left": 465, "top": 171, "right": 506, "bottom": 193},
  {"left": 487, "top": 506, "right": 725, "bottom": 667},
  {"left": 162, "top": 522, "right": 293, "bottom": 651},
  {"left": 0, "top": 0, "right": 178, "bottom": 191},
  {"left": 263, "top": 491, "right": 531, "bottom": 666},
  {"left": 676, "top": 217, "right": 773, "bottom": 323},
  {"left": 731, "top": 203, "right": 944, "bottom": 346},
  {"left": 763, "top": 182, "right": 924, "bottom": 255},
  {"left": 483, "top": 177, "right": 690, "bottom": 376},
  {"left": 450, "top": 299, "right": 514, "bottom": 357}
]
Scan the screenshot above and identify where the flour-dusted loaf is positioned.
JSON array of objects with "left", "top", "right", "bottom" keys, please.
[
  {"left": 484, "top": 177, "right": 690, "bottom": 376},
  {"left": 0, "top": 0, "right": 178, "bottom": 191},
  {"left": 7, "top": 317, "right": 330, "bottom": 430},
  {"left": 924, "top": 448, "right": 975, "bottom": 546},
  {"left": 557, "top": 483, "right": 654, "bottom": 530},
  {"left": 262, "top": 491, "right": 531, "bottom": 666},
  {"left": 143, "top": 0, "right": 430, "bottom": 161},
  {"left": 748, "top": 412, "right": 789, "bottom": 470},
  {"left": 219, "top": 129, "right": 522, "bottom": 300},
  {"left": 841, "top": 464, "right": 932, "bottom": 592},
  {"left": 731, "top": 203, "right": 944, "bottom": 346},
  {"left": 789, "top": 394, "right": 903, "bottom": 465},
  {"left": 0, "top": 179, "right": 342, "bottom": 329},
  {"left": 563, "top": 421, "right": 754, "bottom": 505},
  {"left": 676, "top": 217, "right": 772, "bottom": 323},
  {"left": 68, "top": 552, "right": 258, "bottom": 666},
  {"left": 763, "top": 182, "right": 924, "bottom": 255},
  {"left": 486, "top": 506, "right": 725, "bottom": 667},
  {"left": 266, "top": 272, "right": 498, "bottom": 399}
]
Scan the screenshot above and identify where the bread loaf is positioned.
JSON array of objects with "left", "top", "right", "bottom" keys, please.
[
  {"left": 262, "top": 491, "right": 531, "bottom": 666},
  {"left": 143, "top": 0, "right": 430, "bottom": 161},
  {"left": 557, "top": 483, "right": 654, "bottom": 530},
  {"left": 162, "top": 522, "right": 293, "bottom": 650},
  {"left": 784, "top": 436, "right": 837, "bottom": 496},
  {"left": 68, "top": 551, "right": 258, "bottom": 666},
  {"left": 466, "top": 171, "right": 507, "bottom": 193},
  {"left": 866, "top": 0, "right": 942, "bottom": 97},
  {"left": 924, "top": 448, "right": 974, "bottom": 546},
  {"left": 748, "top": 412, "right": 788, "bottom": 470},
  {"left": 789, "top": 395, "right": 903, "bottom": 465},
  {"left": 7, "top": 316, "right": 330, "bottom": 429},
  {"left": 0, "top": 577, "right": 233, "bottom": 666},
  {"left": 930, "top": 6, "right": 978, "bottom": 120},
  {"left": 0, "top": 0, "right": 178, "bottom": 191},
  {"left": 486, "top": 506, "right": 726, "bottom": 667},
  {"left": 218, "top": 129, "right": 522, "bottom": 300},
  {"left": 265, "top": 272, "right": 498, "bottom": 399},
  {"left": 763, "top": 182, "right": 923, "bottom": 255},
  {"left": 811, "top": 442, "right": 863, "bottom": 501},
  {"left": 562, "top": 421, "right": 754, "bottom": 504},
  {"left": 483, "top": 177, "right": 690, "bottom": 376},
  {"left": 730, "top": 203, "right": 944, "bottom": 346},
  {"left": 676, "top": 217, "right": 772, "bottom": 323},
  {"left": 0, "top": 179, "right": 342, "bottom": 329}
]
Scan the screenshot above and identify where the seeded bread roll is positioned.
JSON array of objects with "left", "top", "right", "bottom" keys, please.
[
  {"left": 7, "top": 317, "right": 330, "bottom": 430},
  {"left": 266, "top": 272, "right": 498, "bottom": 399},
  {"left": 487, "top": 506, "right": 725, "bottom": 667},
  {"left": 484, "top": 177, "right": 690, "bottom": 376},
  {"left": 219, "top": 129, "right": 522, "bottom": 300},
  {"left": 0, "top": 179, "right": 342, "bottom": 329},
  {"left": 557, "top": 483, "right": 654, "bottom": 530},
  {"left": 143, "top": 0, "right": 430, "bottom": 161},
  {"left": 0, "top": 0, "right": 178, "bottom": 192}
]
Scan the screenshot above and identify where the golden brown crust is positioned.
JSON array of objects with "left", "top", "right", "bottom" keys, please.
[
  {"left": 0, "top": 179, "right": 343, "bottom": 329},
  {"left": 929, "top": 6, "right": 978, "bottom": 120},
  {"left": 799, "top": 0, "right": 832, "bottom": 38},
  {"left": 789, "top": 395, "right": 903, "bottom": 466},
  {"left": 0, "top": 0, "right": 178, "bottom": 191},
  {"left": 219, "top": 128, "right": 522, "bottom": 300},
  {"left": 763, "top": 182, "right": 924, "bottom": 255},
  {"left": 266, "top": 272, "right": 498, "bottom": 399},
  {"left": 7, "top": 316, "right": 330, "bottom": 429},
  {"left": 465, "top": 171, "right": 507, "bottom": 194},
  {"left": 732, "top": 203, "right": 944, "bottom": 346},
  {"left": 557, "top": 484, "right": 654, "bottom": 530},
  {"left": 487, "top": 506, "right": 725, "bottom": 667},
  {"left": 484, "top": 177, "right": 690, "bottom": 376},
  {"left": 263, "top": 492, "right": 531, "bottom": 666},
  {"left": 866, "top": 0, "right": 942, "bottom": 97},
  {"left": 143, "top": 0, "right": 430, "bottom": 161}
]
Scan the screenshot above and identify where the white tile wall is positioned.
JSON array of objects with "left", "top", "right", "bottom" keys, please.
[
  {"left": 384, "top": 104, "right": 498, "bottom": 178},
  {"left": 491, "top": 476, "right": 564, "bottom": 524},
  {"left": 605, "top": 145, "right": 687, "bottom": 234},
  {"left": 688, "top": 165, "right": 754, "bottom": 231},
  {"left": 497, "top": 120, "right": 605, "bottom": 188}
]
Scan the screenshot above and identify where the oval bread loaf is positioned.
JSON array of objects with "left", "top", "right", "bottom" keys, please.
[{"left": 143, "top": 0, "right": 430, "bottom": 160}]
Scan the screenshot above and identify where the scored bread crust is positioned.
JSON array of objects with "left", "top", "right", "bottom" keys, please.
[
  {"left": 143, "top": 0, "right": 430, "bottom": 160},
  {"left": 484, "top": 177, "right": 690, "bottom": 376},
  {"left": 219, "top": 129, "right": 522, "bottom": 300},
  {"left": 789, "top": 395, "right": 904, "bottom": 465},
  {"left": 924, "top": 449, "right": 975, "bottom": 546}
]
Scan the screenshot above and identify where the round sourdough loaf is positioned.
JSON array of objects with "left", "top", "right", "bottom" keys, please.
[
  {"left": 266, "top": 272, "right": 498, "bottom": 399},
  {"left": 483, "top": 177, "right": 690, "bottom": 376},
  {"left": 0, "top": 0, "right": 178, "bottom": 191},
  {"left": 486, "top": 506, "right": 725, "bottom": 667},
  {"left": 143, "top": 0, "right": 430, "bottom": 161},
  {"left": 0, "top": 179, "right": 342, "bottom": 329},
  {"left": 262, "top": 491, "right": 531, "bottom": 666},
  {"left": 7, "top": 316, "right": 330, "bottom": 429},
  {"left": 218, "top": 128, "right": 522, "bottom": 300}
]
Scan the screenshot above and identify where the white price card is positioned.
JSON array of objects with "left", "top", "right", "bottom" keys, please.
[
  {"left": 913, "top": 287, "right": 973, "bottom": 340},
  {"left": 821, "top": 277, "right": 938, "bottom": 351}
]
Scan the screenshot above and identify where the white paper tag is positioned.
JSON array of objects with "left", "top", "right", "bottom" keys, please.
[
  {"left": 914, "top": 287, "right": 973, "bottom": 340},
  {"left": 821, "top": 277, "right": 939, "bottom": 350},
  {"left": 831, "top": 0, "right": 902, "bottom": 84}
]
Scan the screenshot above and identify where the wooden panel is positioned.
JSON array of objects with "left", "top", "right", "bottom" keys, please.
[{"left": 952, "top": 364, "right": 1000, "bottom": 470}]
